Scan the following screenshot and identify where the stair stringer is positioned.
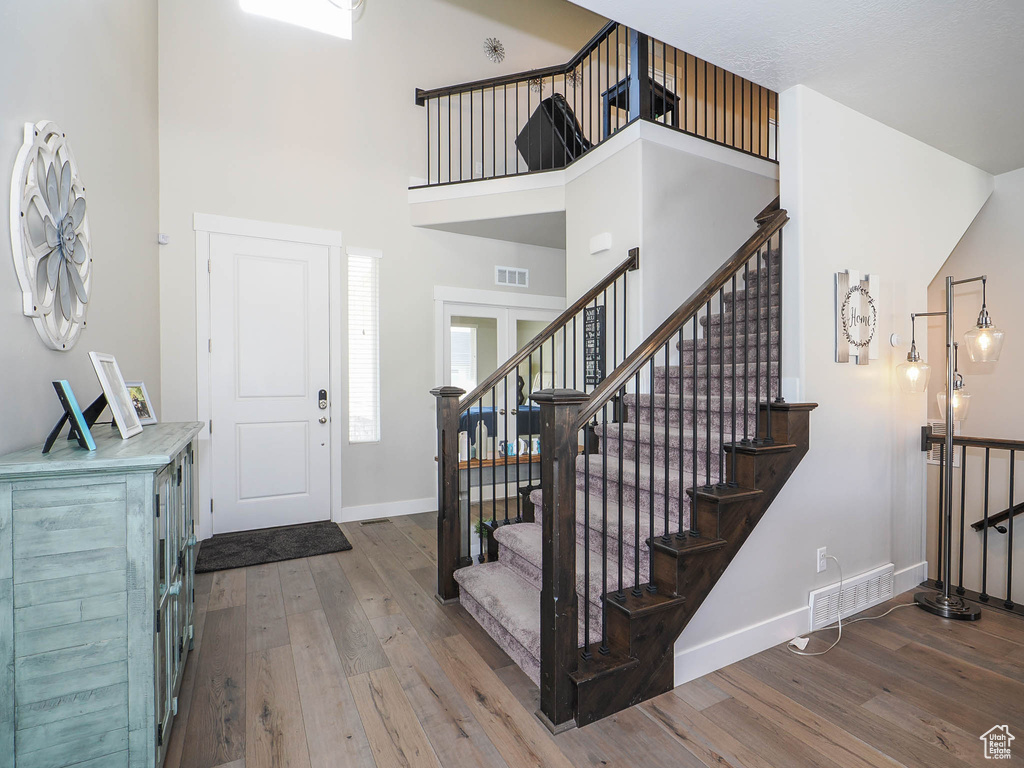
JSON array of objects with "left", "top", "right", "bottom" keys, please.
[{"left": 571, "top": 402, "right": 817, "bottom": 726}]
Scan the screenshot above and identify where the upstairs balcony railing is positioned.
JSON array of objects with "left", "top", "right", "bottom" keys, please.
[{"left": 415, "top": 21, "right": 778, "bottom": 187}]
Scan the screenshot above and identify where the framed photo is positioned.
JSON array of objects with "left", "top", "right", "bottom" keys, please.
[
  {"left": 89, "top": 352, "right": 143, "bottom": 439},
  {"left": 125, "top": 381, "right": 157, "bottom": 425}
]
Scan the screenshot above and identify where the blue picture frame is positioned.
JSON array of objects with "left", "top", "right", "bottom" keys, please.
[{"left": 45, "top": 380, "right": 97, "bottom": 453}]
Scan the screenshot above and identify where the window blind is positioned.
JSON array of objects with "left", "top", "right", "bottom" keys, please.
[
  {"left": 348, "top": 250, "right": 380, "bottom": 443},
  {"left": 450, "top": 326, "right": 477, "bottom": 393}
]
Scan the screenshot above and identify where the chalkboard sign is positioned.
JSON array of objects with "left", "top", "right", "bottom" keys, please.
[{"left": 584, "top": 305, "right": 605, "bottom": 386}]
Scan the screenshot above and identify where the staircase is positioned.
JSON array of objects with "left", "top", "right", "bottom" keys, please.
[{"left": 433, "top": 199, "right": 815, "bottom": 730}]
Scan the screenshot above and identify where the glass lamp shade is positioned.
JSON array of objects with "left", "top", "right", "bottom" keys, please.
[
  {"left": 897, "top": 359, "right": 931, "bottom": 393},
  {"left": 963, "top": 324, "right": 1004, "bottom": 363},
  {"left": 937, "top": 388, "right": 971, "bottom": 422}
]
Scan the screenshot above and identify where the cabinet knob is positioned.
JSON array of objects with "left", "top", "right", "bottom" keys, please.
[{"left": 168, "top": 580, "right": 182, "bottom": 596}]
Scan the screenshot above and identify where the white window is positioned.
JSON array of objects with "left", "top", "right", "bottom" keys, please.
[
  {"left": 450, "top": 326, "right": 478, "bottom": 393},
  {"left": 240, "top": 0, "right": 352, "bottom": 40},
  {"left": 348, "top": 248, "right": 380, "bottom": 443}
]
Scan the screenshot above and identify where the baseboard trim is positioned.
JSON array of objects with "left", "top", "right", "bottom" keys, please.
[
  {"left": 894, "top": 560, "right": 929, "bottom": 596},
  {"left": 673, "top": 605, "right": 809, "bottom": 686},
  {"left": 340, "top": 496, "right": 436, "bottom": 524}
]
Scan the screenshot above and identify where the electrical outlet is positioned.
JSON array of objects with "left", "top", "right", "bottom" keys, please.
[{"left": 817, "top": 547, "right": 827, "bottom": 573}]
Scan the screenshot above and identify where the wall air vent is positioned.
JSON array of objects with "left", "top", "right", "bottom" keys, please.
[
  {"left": 808, "top": 563, "right": 894, "bottom": 631},
  {"left": 496, "top": 266, "right": 529, "bottom": 288},
  {"left": 926, "top": 420, "right": 962, "bottom": 467}
]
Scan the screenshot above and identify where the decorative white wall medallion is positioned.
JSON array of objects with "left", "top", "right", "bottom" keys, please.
[
  {"left": 835, "top": 270, "right": 878, "bottom": 364},
  {"left": 9, "top": 121, "right": 92, "bottom": 351}
]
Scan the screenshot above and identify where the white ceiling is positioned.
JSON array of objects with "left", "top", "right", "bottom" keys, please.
[{"left": 569, "top": 0, "right": 1024, "bottom": 175}]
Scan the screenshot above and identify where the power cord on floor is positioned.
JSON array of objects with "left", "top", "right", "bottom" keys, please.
[{"left": 788, "top": 554, "right": 915, "bottom": 656}]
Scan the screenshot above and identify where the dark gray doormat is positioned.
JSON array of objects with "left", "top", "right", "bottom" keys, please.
[{"left": 196, "top": 520, "right": 352, "bottom": 573}]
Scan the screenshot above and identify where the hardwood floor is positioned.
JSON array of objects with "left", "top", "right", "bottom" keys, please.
[{"left": 171, "top": 513, "right": 1024, "bottom": 768}]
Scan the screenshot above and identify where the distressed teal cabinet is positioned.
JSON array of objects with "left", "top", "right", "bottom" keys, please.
[{"left": 0, "top": 422, "right": 203, "bottom": 768}]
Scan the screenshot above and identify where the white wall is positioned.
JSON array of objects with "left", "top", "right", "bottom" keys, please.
[
  {"left": 0, "top": 1, "right": 160, "bottom": 456},
  {"left": 640, "top": 140, "right": 779, "bottom": 340},
  {"left": 158, "top": 0, "right": 603, "bottom": 523},
  {"left": 674, "top": 84, "right": 993, "bottom": 683}
]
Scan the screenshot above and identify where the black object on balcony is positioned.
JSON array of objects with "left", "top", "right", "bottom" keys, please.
[{"left": 516, "top": 94, "right": 591, "bottom": 172}]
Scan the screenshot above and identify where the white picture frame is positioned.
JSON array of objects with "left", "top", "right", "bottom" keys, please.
[
  {"left": 124, "top": 380, "right": 158, "bottom": 426},
  {"left": 89, "top": 352, "right": 143, "bottom": 439}
]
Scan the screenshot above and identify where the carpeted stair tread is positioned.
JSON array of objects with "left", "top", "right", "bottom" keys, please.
[
  {"left": 530, "top": 489, "right": 690, "bottom": 578},
  {"left": 454, "top": 561, "right": 541, "bottom": 684},
  {"left": 495, "top": 523, "right": 611, "bottom": 616}
]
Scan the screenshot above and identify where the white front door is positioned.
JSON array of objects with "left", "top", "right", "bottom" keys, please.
[{"left": 210, "top": 233, "right": 331, "bottom": 533}]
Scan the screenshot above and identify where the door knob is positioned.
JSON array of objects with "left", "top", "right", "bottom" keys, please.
[{"left": 319, "top": 416, "right": 327, "bottom": 424}]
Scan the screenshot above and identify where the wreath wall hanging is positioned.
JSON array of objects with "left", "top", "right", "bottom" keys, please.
[{"left": 835, "top": 270, "right": 878, "bottom": 364}]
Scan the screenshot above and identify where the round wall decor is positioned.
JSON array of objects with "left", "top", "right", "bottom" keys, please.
[{"left": 9, "top": 121, "right": 92, "bottom": 351}]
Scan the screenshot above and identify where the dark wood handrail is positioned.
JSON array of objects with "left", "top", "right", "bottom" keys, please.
[
  {"left": 459, "top": 248, "right": 639, "bottom": 415},
  {"left": 972, "top": 501, "right": 1024, "bottom": 533},
  {"left": 575, "top": 200, "right": 786, "bottom": 428},
  {"left": 416, "top": 21, "right": 620, "bottom": 104},
  {"left": 921, "top": 425, "right": 1024, "bottom": 452}
]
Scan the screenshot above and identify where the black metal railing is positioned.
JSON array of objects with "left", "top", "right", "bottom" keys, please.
[
  {"left": 415, "top": 21, "right": 778, "bottom": 187},
  {"left": 432, "top": 249, "right": 639, "bottom": 600},
  {"left": 533, "top": 198, "right": 787, "bottom": 727},
  {"left": 922, "top": 428, "right": 1023, "bottom": 617}
]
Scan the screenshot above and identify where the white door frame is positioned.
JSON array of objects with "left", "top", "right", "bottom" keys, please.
[
  {"left": 432, "top": 286, "right": 565, "bottom": 389},
  {"left": 194, "top": 213, "right": 345, "bottom": 541}
]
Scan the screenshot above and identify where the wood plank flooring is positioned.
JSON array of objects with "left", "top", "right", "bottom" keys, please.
[{"left": 172, "top": 513, "right": 1024, "bottom": 768}]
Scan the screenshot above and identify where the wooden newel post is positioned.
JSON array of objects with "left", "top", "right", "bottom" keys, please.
[
  {"left": 532, "top": 388, "right": 587, "bottom": 733},
  {"left": 431, "top": 385, "right": 464, "bottom": 604}
]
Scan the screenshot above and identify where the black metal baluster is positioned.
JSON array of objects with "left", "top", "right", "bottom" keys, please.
[
  {"left": 677, "top": 326, "right": 685, "bottom": 537},
  {"left": 491, "top": 389, "right": 497, "bottom": 540},
  {"left": 562, "top": 327, "right": 567, "bottom": 389},
  {"left": 1007, "top": 450, "right": 1015, "bottom": 609},
  {"left": 617, "top": 384, "right": 625, "bottom": 601},
  {"left": 503, "top": 378, "right": 509, "bottom": 527},
  {"left": 492, "top": 84, "right": 496, "bottom": 179},
  {"left": 600, "top": 403, "right": 610, "bottom": 654},
  {"left": 478, "top": 395, "right": 485, "bottom": 562},
  {"left": 718, "top": 287, "right": 725, "bottom": 486},
  {"left": 515, "top": 81, "right": 520, "bottom": 174},
  {"left": 582, "top": 433, "right": 592, "bottom": 660},
  {"left": 426, "top": 98, "right": 431, "bottom": 184},
  {"left": 957, "top": 445, "right": 967, "bottom": 595},
  {"left": 981, "top": 447, "right": 990, "bottom": 601},
  {"left": 937, "top": 442, "right": 945, "bottom": 587},
  {"left": 743, "top": 261, "right": 750, "bottom": 442},
  {"left": 775, "top": 229, "right": 785, "bottom": 403},
  {"left": 705, "top": 299, "right": 712, "bottom": 487},
  {"left": 663, "top": 341, "right": 671, "bottom": 541},
  {"left": 634, "top": 370, "right": 642, "bottom": 595},
  {"left": 691, "top": 317, "right": 698, "bottom": 536},
  {"left": 755, "top": 246, "right": 762, "bottom": 442},
  {"left": 648, "top": 362, "right": 656, "bottom": 591},
  {"left": 764, "top": 246, "right": 774, "bottom": 441},
  {"left": 730, "top": 274, "right": 738, "bottom": 486},
  {"left": 528, "top": 356, "right": 533, "bottom": 491}
]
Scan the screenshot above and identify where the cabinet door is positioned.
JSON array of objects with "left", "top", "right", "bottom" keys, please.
[
  {"left": 182, "top": 444, "right": 197, "bottom": 642},
  {"left": 155, "top": 465, "right": 175, "bottom": 747}
]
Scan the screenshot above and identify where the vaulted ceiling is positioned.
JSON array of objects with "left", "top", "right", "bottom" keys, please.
[{"left": 569, "top": 0, "right": 1024, "bottom": 174}]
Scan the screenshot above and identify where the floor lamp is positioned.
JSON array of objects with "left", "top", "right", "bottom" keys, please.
[{"left": 897, "top": 275, "right": 1005, "bottom": 620}]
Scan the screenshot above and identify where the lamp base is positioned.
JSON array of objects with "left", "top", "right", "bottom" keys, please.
[{"left": 914, "top": 591, "right": 982, "bottom": 621}]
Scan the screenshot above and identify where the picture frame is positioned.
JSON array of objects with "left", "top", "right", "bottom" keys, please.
[
  {"left": 45, "top": 380, "right": 97, "bottom": 453},
  {"left": 124, "top": 380, "right": 158, "bottom": 425},
  {"left": 89, "top": 352, "right": 143, "bottom": 439}
]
